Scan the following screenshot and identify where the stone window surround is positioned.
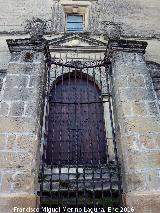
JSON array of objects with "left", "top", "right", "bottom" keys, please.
[{"left": 60, "top": 1, "right": 92, "bottom": 32}]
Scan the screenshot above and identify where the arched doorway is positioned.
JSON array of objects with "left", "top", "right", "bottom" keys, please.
[{"left": 46, "top": 72, "right": 107, "bottom": 165}]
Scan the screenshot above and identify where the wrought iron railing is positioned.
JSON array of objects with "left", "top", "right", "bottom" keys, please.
[{"left": 39, "top": 53, "right": 122, "bottom": 212}]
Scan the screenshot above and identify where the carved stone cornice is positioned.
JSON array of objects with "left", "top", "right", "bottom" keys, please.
[
  {"left": 108, "top": 39, "right": 148, "bottom": 54},
  {"left": 6, "top": 38, "right": 48, "bottom": 53}
]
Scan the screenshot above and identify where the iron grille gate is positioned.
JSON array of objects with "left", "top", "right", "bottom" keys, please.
[{"left": 39, "top": 55, "right": 122, "bottom": 212}]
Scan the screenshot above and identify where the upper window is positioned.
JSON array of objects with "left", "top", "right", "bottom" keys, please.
[{"left": 67, "top": 15, "right": 83, "bottom": 32}]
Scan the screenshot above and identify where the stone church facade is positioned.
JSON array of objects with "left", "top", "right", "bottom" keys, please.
[{"left": 0, "top": 1, "right": 160, "bottom": 213}]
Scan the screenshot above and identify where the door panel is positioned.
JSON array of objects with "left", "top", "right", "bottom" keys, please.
[{"left": 46, "top": 76, "right": 107, "bottom": 165}]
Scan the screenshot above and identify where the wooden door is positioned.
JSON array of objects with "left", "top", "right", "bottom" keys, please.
[{"left": 46, "top": 74, "right": 107, "bottom": 165}]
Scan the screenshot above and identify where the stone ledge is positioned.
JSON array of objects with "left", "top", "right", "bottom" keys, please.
[
  {"left": 6, "top": 38, "right": 47, "bottom": 53},
  {"left": 108, "top": 39, "right": 148, "bottom": 53},
  {"left": 0, "top": 194, "right": 39, "bottom": 213},
  {"left": 123, "top": 191, "right": 160, "bottom": 213}
]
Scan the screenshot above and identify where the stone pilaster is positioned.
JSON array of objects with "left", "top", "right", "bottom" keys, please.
[
  {"left": 108, "top": 40, "right": 160, "bottom": 213},
  {"left": 0, "top": 38, "right": 47, "bottom": 212}
]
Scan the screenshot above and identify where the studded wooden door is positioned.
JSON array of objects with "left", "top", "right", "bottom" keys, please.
[{"left": 46, "top": 74, "right": 107, "bottom": 165}]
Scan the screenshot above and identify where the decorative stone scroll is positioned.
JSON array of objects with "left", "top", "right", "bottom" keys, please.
[
  {"left": 101, "top": 22, "right": 122, "bottom": 39},
  {"left": 25, "top": 18, "right": 46, "bottom": 40}
]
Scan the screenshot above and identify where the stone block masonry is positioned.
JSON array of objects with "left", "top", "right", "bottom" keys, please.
[
  {"left": 0, "top": 35, "right": 160, "bottom": 212},
  {"left": 0, "top": 38, "right": 47, "bottom": 212},
  {"left": 108, "top": 40, "right": 160, "bottom": 213}
]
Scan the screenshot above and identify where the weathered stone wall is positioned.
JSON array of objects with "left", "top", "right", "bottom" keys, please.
[
  {"left": 0, "top": 0, "right": 160, "bottom": 69},
  {"left": 0, "top": 0, "right": 53, "bottom": 33},
  {"left": 0, "top": 0, "right": 160, "bottom": 37},
  {"left": 109, "top": 40, "right": 160, "bottom": 212},
  {"left": 0, "top": 39, "right": 47, "bottom": 212}
]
